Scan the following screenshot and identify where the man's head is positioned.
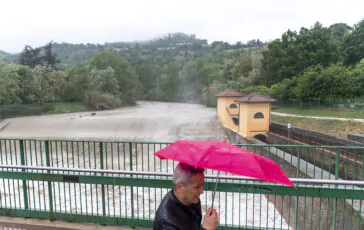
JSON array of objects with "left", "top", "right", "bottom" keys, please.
[{"left": 172, "top": 163, "right": 205, "bottom": 205}]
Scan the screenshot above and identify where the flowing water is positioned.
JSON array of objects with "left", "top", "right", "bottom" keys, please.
[
  {"left": 0, "top": 101, "right": 290, "bottom": 229},
  {"left": 0, "top": 101, "right": 226, "bottom": 141}
]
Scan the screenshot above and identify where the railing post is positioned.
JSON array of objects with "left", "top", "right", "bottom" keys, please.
[
  {"left": 296, "top": 149, "right": 301, "bottom": 178},
  {"left": 129, "top": 142, "right": 134, "bottom": 219},
  {"left": 100, "top": 142, "right": 106, "bottom": 216},
  {"left": 19, "top": 140, "right": 28, "bottom": 210},
  {"left": 332, "top": 149, "right": 340, "bottom": 230},
  {"left": 45, "top": 141, "right": 53, "bottom": 213},
  {"left": 294, "top": 148, "right": 301, "bottom": 230}
]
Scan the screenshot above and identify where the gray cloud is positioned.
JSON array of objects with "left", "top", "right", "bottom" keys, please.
[{"left": 1, "top": 0, "right": 363, "bottom": 53}]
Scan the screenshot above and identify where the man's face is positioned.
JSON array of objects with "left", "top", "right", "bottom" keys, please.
[{"left": 180, "top": 173, "right": 205, "bottom": 205}]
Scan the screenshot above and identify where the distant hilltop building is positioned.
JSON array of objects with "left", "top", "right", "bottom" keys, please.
[{"left": 216, "top": 91, "right": 277, "bottom": 138}]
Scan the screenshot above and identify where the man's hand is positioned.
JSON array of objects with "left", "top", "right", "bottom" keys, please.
[{"left": 202, "top": 208, "right": 219, "bottom": 230}]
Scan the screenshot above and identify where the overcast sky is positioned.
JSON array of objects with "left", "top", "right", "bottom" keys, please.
[{"left": 1, "top": 0, "right": 363, "bottom": 53}]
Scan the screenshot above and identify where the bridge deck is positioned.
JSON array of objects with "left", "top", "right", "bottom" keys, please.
[{"left": 0, "top": 217, "right": 150, "bottom": 230}]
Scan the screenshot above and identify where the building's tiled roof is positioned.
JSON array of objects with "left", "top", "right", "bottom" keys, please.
[
  {"left": 235, "top": 93, "right": 277, "bottom": 103},
  {"left": 216, "top": 91, "right": 245, "bottom": 97}
]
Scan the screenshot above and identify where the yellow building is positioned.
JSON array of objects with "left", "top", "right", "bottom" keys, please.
[
  {"left": 216, "top": 91, "right": 245, "bottom": 132},
  {"left": 216, "top": 91, "right": 277, "bottom": 138},
  {"left": 236, "top": 93, "right": 277, "bottom": 138}
]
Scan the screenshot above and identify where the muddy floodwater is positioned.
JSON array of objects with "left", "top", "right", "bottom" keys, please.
[
  {"left": 0, "top": 101, "right": 227, "bottom": 141},
  {"left": 0, "top": 101, "right": 290, "bottom": 229}
]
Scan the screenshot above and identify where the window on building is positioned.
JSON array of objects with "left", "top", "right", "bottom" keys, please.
[
  {"left": 254, "top": 112, "right": 264, "bottom": 119},
  {"left": 229, "top": 103, "right": 238, "bottom": 109}
]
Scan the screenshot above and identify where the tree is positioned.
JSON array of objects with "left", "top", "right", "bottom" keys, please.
[
  {"left": 28, "top": 65, "right": 66, "bottom": 103},
  {"left": 89, "top": 50, "right": 141, "bottom": 105},
  {"left": 0, "top": 58, "right": 7, "bottom": 70},
  {"left": 62, "top": 67, "right": 92, "bottom": 101},
  {"left": 19, "top": 42, "right": 59, "bottom": 69},
  {"left": 329, "top": 23, "right": 352, "bottom": 44},
  {"left": 135, "top": 64, "right": 161, "bottom": 100},
  {"left": 19, "top": 46, "right": 41, "bottom": 68},
  {"left": 42, "top": 41, "right": 58, "bottom": 68},
  {"left": 262, "top": 22, "right": 340, "bottom": 86},
  {"left": 91, "top": 67, "right": 119, "bottom": 95},
  {"left": 0, "top": 65, "right": 23, "bottom": 104},
  {"left": 342, "top": 19, "right": 364, "bottom": 65}
]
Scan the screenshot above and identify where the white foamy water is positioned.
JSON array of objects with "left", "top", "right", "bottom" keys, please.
[{"left": 0, "top": 101, "right": 291, "bottom": 229}]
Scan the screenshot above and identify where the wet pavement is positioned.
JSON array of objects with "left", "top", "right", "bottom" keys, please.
[
  {"left": 0, "top": 218, "right": 150, "bottom": 230},
  {"left": 0, "top": 222, "right": 72, "bottom": 229}
]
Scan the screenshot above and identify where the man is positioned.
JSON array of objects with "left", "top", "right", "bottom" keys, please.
[{"left": 153, "top": 163, "right": 219, "bottom": 230}]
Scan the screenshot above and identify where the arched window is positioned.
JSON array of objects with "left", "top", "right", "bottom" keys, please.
[
  {"left": 254, "top": 112, "right": 264, "bottom": 119},
  {"left": 229, "top": 103, "right": 238, "bottom": 109}
]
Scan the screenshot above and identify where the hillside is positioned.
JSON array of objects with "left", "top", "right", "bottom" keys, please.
[
  {"left": 0, "top": 32, "right": 259, "bottom": 70},
  {"left": 0, "top": 50, "right": 17, "bottom": 64}
]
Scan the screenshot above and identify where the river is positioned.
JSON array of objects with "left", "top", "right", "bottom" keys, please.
[
  {"left": 0, "top": 101, "right": 290, "bottom": 229},
  {"left": 0, "top": 101, "right": 226, "bottom": 141}
]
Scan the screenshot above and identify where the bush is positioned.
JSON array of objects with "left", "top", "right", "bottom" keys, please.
[
  {"left": 0, "top": 104, "right": 54, "bottom": 118},
  {"left": 84, "top": 91, "right": 122, "bottom": 110}
]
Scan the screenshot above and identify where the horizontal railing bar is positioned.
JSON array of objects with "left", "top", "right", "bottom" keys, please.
[
  {"left": 0, "top": 137, "right": 363, "bottom": 149},
  {"left": 1, "top": 164, "right": 364, "bottom": 186}
]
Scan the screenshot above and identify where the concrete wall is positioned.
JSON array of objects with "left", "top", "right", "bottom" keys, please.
[
  {"left": 269, "top": 123, "right": 363, "bottom": 181},
  {"left": 348, "top": 133, "right": 364, "bottom": 143}
]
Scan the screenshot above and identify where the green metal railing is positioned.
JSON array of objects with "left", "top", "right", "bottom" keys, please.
[{"left": 0, "top": 138, "right": 363, "bottom": 229}]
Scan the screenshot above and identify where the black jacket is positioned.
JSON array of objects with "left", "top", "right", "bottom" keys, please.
[{"left": 153, "top": 190, "right": 203, "bottom": 230}]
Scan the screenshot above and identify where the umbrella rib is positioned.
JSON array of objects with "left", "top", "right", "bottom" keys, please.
[{"left": 196, "top": 145, "right": 216, "bottom": 168}]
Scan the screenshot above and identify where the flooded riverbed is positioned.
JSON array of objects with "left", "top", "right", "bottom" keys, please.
[
  {"left": 0, "top": 101, "right": 290, "bottom": 229},
  {"left": 0, "top": 101, "right": 227, "bottom": 141}
]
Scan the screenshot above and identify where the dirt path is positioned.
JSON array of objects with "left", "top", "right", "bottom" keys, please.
[{"left": 272, "top": 112, "right": 364, "bottom": 123}]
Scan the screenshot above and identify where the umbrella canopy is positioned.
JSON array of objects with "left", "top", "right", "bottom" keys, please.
[{"left": 154, "top": 140, "right": 295, "bottom": 187}]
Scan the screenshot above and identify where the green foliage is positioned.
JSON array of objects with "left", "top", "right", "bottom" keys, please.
[
  {"left": 135, "top": 64, "right": 161, "bottom": 100},
  {"left": 0, "top": 103, "right": 53, "bottom": 118},
  {"left": 0, "top": 102, "right": 92, "bottom": 118},
  {"left": 84, "top": 90, "right": 122, "bottom": 110},
  {"left": 0, "top": 22, "right": 363, "bottom": 114},
  {"left": 45, "top": 102, "right": 92, "bottom": 114},
  {"left": 342, "top": 19, "right": 364, "bottom": 65},
  {"left": 0, "top": 65, "right": 23, "bottom": 104},
  {"left": 62, "top": 67, "right": 92, "bottom": 101},
  {"left": 27, "top": 65, "right": 66, "bottom": 103},
  {"left": 19, "top": 42, "right": 59, "bottom": 69},
  {"left": 262, "top": 23, "right": 340, "bottom": 85},
  {"left": 240, "top": 85, "right": 273, "bottom": 96},
  {"left": 89, "top": 50, "right": 141, "bottom": 105},
  {"left": 270, "top": 78, "right": 297, "bottom": 103},
  {"left": 199, "top": 81, "right": 226, "bottom": 107},
  {"left": 329, "top": 23, "right": 352, "bottom": 48},
  {"left": 0, "top": 58, "right": 7, "bottom": 70}
]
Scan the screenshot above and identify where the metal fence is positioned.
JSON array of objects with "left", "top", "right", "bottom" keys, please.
[{"left": 0, "top": 139, "right": 363, "bottom": 230}]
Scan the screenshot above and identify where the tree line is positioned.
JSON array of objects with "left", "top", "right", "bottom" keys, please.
[{"left": 0, "top": 20, "right": 363, "bottom": 110}]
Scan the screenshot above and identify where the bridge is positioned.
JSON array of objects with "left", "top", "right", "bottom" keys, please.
[{"left": 0, "top": 139, "right": 363, "bottom": 229}]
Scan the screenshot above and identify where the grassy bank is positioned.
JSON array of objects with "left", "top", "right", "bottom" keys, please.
[
  {"left": 273, "top": 105, "right": 364, "bottom": 118},
  {"left": 0, "top": 102, "right": 93, "bottom": 118},
  {"left": 272, "top": 115, "right": 364, "bottom": 138}
]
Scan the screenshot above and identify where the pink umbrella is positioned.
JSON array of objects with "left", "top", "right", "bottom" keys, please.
[
  {"left": 154, "top": 140, "right": 295, "bottom": 208},
  {"left": 155, "top": 140, "right": 294, "bottom": 186}
]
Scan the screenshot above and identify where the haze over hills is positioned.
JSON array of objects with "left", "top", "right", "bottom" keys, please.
[
  {"left": 0, "top": 32, "right": 264, "bottom": 70},
  {"left": 0, "top": 20, "right": 363, "bottom": 114}
]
